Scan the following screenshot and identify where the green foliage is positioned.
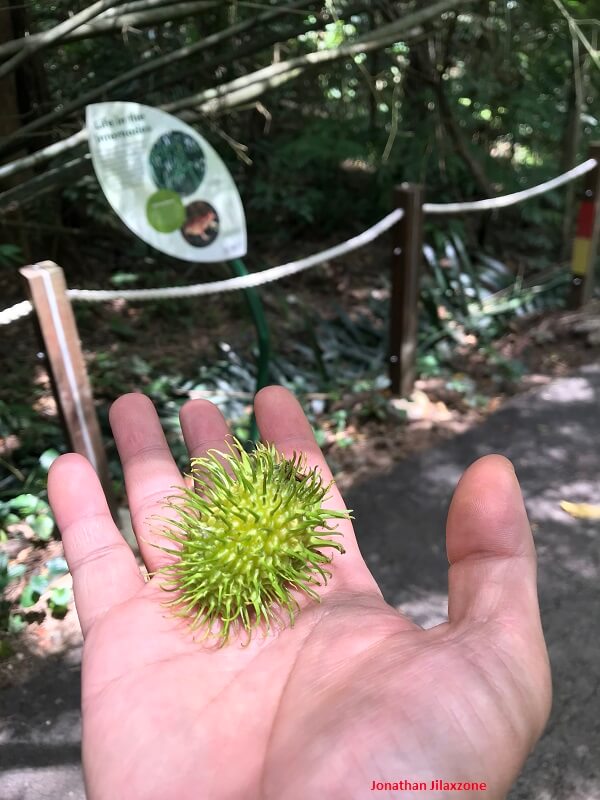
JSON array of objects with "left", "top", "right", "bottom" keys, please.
[
  {"left": 8, "top": 0, "right": 596, "bottom": 259},
  {"left": 47, "top": 586, "right": 72, "bottom": 618},
  {"left": 19, "top": 573, "right": 49, "bottom": 609},
  {"left": 0, "top": 403, "right": 62, "bottom": 501},
  {"left": 422, "top": 230, "right": 570, "bottom": 349},
  {"left": 247, "top": 118, "right": 383, "bottom": 235},
  {"left": 15, "top": 562, "right": 70, "bottom": 617},
  {"left": 0, "top": 548, "right": 71, "bottom": 641},
  {"left": 0, "top": 493, "right": 55, "bottom": 542},
  {"left": 0, "top": 426, "right": 63, "bottom": 638},
  {"left": 0, "top": 554, "right": 25, "bottom": 593},
  {"left": 2, "top": 0, "right": 598, "bottom": 655},
  {"left": 0, "top": 244, "right": 22, "bottom": 268},
  {"left": 0, "top": 555, "right": 31, "bottom": 637}
]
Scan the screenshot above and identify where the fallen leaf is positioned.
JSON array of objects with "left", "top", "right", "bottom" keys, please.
[{"left": 559, "top": 501, "right": 600, "bottom": 520}]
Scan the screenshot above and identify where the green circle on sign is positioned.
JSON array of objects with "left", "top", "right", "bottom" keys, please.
[{"left": 146, "top": 190, "right": 185, "bottom": 233}]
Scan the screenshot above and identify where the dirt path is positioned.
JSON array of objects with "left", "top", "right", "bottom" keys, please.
[{"left": 1, "top": 364, "right": 599, "bottom": 799}]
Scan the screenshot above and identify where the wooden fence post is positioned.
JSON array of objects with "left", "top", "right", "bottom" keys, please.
[
  {"left": 19, "top": 261, "right": 118, "bottom": 520},
  {"left": 389, "top": 183, "right": 424, "bottom": 396},
  {"left": 569, "top": 142, "right": 600, "bottom": 308}
]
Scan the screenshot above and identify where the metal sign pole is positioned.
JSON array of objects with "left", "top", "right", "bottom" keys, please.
[{"left": 229, "top": 258, "right": 271, "bottom": 443}]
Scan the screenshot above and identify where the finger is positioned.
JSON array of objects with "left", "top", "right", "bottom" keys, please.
[
  {"left": 179, "top": 398, "right": 232, "bottom": 462},
  {"left": 254, "top": 385, "right": 379, "bottom": 594},
  {"left": 446, "top": 454, "right": 542, "bottom": 630},
  {"left": 110, "top": 393, "right": 184, "bottom": 573},
  {"left": 179, "top": 398, "right": 234, "bottom": 497},
  {"left": 48, "top": 453, "right": 143, "bottom": 637}
]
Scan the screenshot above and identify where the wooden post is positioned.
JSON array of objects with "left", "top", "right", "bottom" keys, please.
[
  {"left": 389, "top": 183, "right": 424, "bottom": 396},
  {"left": 569, "top": 142, "right": 600, "bottom": 308},
  {"left": 19, "top": 261, "right": 118, "bottom": 520}
]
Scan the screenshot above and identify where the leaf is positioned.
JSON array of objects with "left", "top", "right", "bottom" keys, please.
[
  {"left": 32, "top": 515, "right": 55, "bottom": 541},
  {"left": 560, "top": 501, "right": 600, "bottom": 520},
  {"left": 46, "top": 557, "right": 68, "bottom": 577},
  {"left": 0, "top": 556, "right": 8, "bottom": 592},
  {"left": 49, "top": 586, "right": 71, "bottom": 604},
  {"left": 8, "top": 614, "right": 26, "bottom": 634},
  {"left": 7, "top": 563, "right": 26, "bottom": 582},
  {"left": 314, "top": 428, "right": 327, "bottom": 447},
  {"left": 19, "top": 574, "right": 50, "bottom": 608},
  {"left": 109, "top": 317, "right": 136, "bottom": 341},
  {"left": 109, "top": 272, "right": 139, "bottom": 287},
  {"left": 39, "top": 449, "right": 60, "bottom": 472},
  {"left": 130, "top": 355, "right": 151, "bottom": 377},
  {"left": 0, "top": 640, "right": 13, "bottom": 658},
  {"left": 7, "top": 494, "right": 41, "bottom": 516},
  {"left": 0, "top": 243, "right": 22, "bottom": 268},
  {"left": 48, "top": 586, "right": 72, "bottom": 615}
]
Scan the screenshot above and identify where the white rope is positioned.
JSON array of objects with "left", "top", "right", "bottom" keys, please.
[
  {"left": 424, "top": 158, "right": 597, "bottom": 214},
  {"left": 0, "top": 299, "right": 33, "bottom": 326},
  {"left": 67, "top": 208, "right": 403, "bottom": 302},
  {"left": 0, "top": 156, "right": 596, "bottom": 323}
]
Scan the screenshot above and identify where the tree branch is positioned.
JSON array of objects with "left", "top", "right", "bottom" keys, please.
[
  {"left": 165, "top": 0, "right": 474, "bottom": 115},
  {"left": 0, "top": 129, "right": 88, "bottom": 182},
  {"left": 0, "top": 0, "right": 318, "bottom": 158},
  {"left": 0, "top": 1, "right": 219, "bottom": 59},
  {"left": 0, "top": 154, "right": 92, "bottom": 214},
  {"left": 551, "top": 0, "right": 600, "bottom": 71},
  {"left": 146, "top": 7, "right": 340, "bottom": 99},
  {"left": 0, "top": 0, "right": 125, "bottom": 80},
  {"left": 434, "top": 81, "right": 496, "bottom": 198},
  {"left": 0, "top": 0, "right": 476, "bottom": 199}
]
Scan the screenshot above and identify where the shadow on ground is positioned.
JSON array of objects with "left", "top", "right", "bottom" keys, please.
[
  {"left": 1, "top": 365, "right": 599, "bottom": 799},
  {"left": 0, "top": 643, "right": 83, "bottom": 799}
]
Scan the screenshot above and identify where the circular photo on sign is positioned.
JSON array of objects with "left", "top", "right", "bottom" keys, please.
[
  {"left": 149, "top": 131, "right": 206, "bottom": 196},
  {"left": 146, "top": 189, "right": 186, "bottom": 233},
  {"left": 181, "top": 201, "right": 220, "bottom": 247}
]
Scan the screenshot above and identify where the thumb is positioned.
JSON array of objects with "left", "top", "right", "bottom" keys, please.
[
  {"left": 446, "top": 454, "right": 541, "bottom": 631},
  {"left": 444, "top": 454, "right": 552, "bottom": 753}
]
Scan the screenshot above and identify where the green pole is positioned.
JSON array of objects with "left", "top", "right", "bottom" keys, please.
[{"left": 228, "top": 258, "right": 271, "bottom": 443}]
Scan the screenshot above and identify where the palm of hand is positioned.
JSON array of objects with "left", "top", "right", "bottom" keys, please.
[{"left": 49, "top": 388, "right": 550, "bottom": 800}]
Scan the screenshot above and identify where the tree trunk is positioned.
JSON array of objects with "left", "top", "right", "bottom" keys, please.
[
  {"left": 434, "top": 81, "right": 495, "bottom": 198},
  {"left": 0, "top": 6, "right": 21, "bottom": 147},
  {"left": 0, "top": 2, "right": 31, "bottom": 259}
]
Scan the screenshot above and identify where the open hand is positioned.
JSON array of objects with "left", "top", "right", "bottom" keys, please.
[{"left": 48, "top": 387, "right": 551, "bottom": 800}]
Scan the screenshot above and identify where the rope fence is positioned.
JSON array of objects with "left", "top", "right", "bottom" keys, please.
[
  {"left": 7, "top": 145, "right": 599, "bottom": 504},
  {"left": 68, "top": 208, "right": 405, "bottom": 302},
  {"left": 0, "top": 209, "right": 402, "bottom": 324},
  {"left": 2, "top": 156, "right": 597, "bottom": 326},
  {"left": 0, "top": 158, "right": 598, "bottom": 326},
  {"left": 423, "top": 158, "right": 598, "bottom": 214},
  {"left": 0, "top": 299, "right": 34, "bottom": 325}
]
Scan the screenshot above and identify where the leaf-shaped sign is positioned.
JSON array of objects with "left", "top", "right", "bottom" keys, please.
[{"left": 86, "top": 102, "right": 246, "bottom": 262}]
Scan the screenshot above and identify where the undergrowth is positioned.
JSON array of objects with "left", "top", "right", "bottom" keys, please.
[{"left": 0, "top": 231, "right": 572, "bottom": 644}]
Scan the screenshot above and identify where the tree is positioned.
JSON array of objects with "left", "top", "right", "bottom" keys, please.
[{"left": 0, "top": 0, "right": 598, "bottom": 246}]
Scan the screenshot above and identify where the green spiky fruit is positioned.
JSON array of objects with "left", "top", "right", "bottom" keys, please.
[{"left": 154, "top": 440, "right": 349, "bottom": 644}]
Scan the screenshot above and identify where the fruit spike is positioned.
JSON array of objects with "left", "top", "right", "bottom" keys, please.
[{"left": 154, "top": 439, "right": 349, "bottom": 645}]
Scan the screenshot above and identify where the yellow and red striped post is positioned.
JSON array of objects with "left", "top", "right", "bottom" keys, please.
[{"left": 569, "top": 142, "right": 600, "bottom": 307}]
